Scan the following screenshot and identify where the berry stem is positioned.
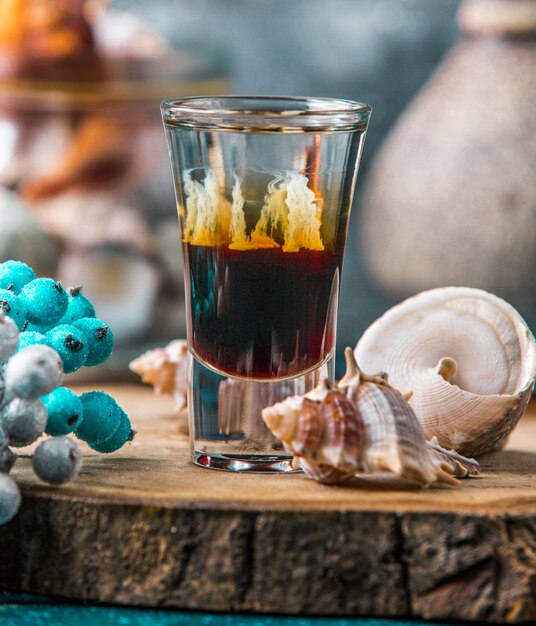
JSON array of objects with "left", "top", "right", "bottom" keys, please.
[
  {"left": 64, "top": 334, "right": 84, "bottom": 352},
  {"left": 96, "top": 326, "right": 108, "bottom": 340}
]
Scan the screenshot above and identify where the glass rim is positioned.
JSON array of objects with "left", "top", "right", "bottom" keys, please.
[{"left": 161, "top": 95, "right": 372, "bottom": 133}]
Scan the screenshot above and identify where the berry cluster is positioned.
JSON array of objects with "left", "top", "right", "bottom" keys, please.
[
  {"left": 0, "top": 260, "right": 134, "bottom": 525},
  {"left": 0, "top": 260, "right": 113, "bottom": 373}
]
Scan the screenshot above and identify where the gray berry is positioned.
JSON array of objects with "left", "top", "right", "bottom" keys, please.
[
  {"left": 1, "top": 398, "right": 47, "bottom": 447},
  {"left": 0, "top": 473, "right": 21, "bottom": 524},
  {"left": 32, "top": 436, "right": 82, "bottom": 485},
  {"left": 0, "top": 312, "right": 19, "bottom": 364},
  {"left": 4, "top": 345, "right": 63, "bottom": 400}
]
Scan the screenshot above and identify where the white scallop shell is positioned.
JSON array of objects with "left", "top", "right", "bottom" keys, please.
[{"left": 355, "top": 287, "right": 536, "bottom": 456}]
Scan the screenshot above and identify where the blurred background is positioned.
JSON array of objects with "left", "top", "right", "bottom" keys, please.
[{"left": 2, "top": 0, "right": 534, "bottom": 378}]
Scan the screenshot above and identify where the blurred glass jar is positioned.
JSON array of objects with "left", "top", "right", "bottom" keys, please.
[{"left": 0, "top": 51, "right": 228, "bottom": 378}]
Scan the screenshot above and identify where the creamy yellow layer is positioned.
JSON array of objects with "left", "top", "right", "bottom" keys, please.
[{"left": 180, "top": 170, "right": 324, "bottom": 252}]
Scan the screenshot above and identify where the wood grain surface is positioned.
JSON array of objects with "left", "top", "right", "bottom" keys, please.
[{"left": 1, "top": 384, "right": 536, "bottom": 623}]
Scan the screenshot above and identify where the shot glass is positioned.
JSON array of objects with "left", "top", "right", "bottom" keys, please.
[{"left": 161, "top": 96, "right": 371, "bottom": 472}]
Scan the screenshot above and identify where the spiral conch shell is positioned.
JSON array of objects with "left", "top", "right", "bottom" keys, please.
[
  {"left": 426, "top": 438, "right": 480, "bottom": 478},
  {"left": 262, "top": 349, "right": 464, "bottom": 487},
  {"left": 129, "top": 339, "right": 188, "bottom": 411},
  {"left": 355, "top": 287, "right": 536, "bottom": 456}
]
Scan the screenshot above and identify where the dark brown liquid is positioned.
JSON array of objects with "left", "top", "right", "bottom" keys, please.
[{"left": 184, "top": 244, "right": 342, "bottom": 379}]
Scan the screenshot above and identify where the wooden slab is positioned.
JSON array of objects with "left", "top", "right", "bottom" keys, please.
[{"left": 2, "top": 384, "right": 536, "bottom": 623}]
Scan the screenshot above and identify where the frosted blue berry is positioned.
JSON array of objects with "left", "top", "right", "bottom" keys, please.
[
  {"left": 20, "top": 278, "right": 68, "bottom": 327},
  {"left": 42, "top": 387, "right": 83, "bottom": 436},
  {"left": 0, "top": 312, "right": 19, "bottom": 363},
  {"left": 46, "top": 325, "right": 89, "bottom": 374},
  {"left": 0, "top": 431, "right": 16, "bottom": 474},
  {"left": 72, "top": 318, "right": 113, "bottom": 366},
  {"left": 59, "top": 286, "right": 96, "bottom": 325},
  {"left": 4, "top": 345, "right": 63, "bottom": 399},
  {"left": 1, "top": 398, "right": 47, "bottom": 447},
  {"left": 32, "top": 436, "right": 82, "bottom": 485},
  {"left": 0, "top": 288, "right": 27, "bottom": 330},
  {"left": 0, "top": 473, "right": 21, "bottom": 524},
  {"left": 17, "top": 331, "right": 49, "bottom": 352},
  {"left": 0, "top": 261, "right": 36, "bottom": 293},
  {"left": 75, "top": 391, "right": 126, "bottom": 444},
  {"left": 24, "top": 321, "right": 55, "bottom": 334},
  {"left": 88, "top": 414, "right": 134, "bottom": 453}
]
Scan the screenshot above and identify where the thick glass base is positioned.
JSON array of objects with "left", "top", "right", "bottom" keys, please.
[
  {"left": 193, "top": 452, "right": 298, "bottom": 473},
  {"left": 188, "top": 351, "right": 334, "bottom": 473}
]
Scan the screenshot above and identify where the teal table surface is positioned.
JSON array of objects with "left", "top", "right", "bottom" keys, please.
[{"left": 0, "top": 593, "right": 457, "bottom": 626}]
